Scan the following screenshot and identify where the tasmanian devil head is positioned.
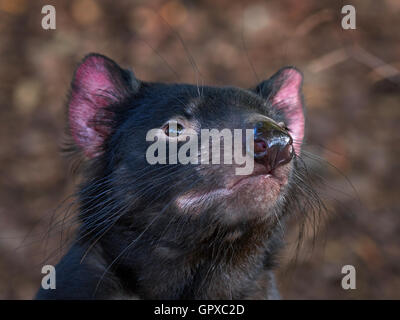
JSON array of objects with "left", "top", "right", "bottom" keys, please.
[{"left": 64, "top": 53, "right": 308, "bottom": 299}]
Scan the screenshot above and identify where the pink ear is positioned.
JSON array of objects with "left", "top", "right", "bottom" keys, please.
[
  {"left": 68, "top": 54, "right": 134, "bottom": 158},
  {"left": 269, "top": 68, "right": 305, "bottom": 155}
]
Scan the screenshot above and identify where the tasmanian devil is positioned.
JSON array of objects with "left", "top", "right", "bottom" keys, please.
[{"left": 35, "top": 53, "right": 311, "bottom": 299}]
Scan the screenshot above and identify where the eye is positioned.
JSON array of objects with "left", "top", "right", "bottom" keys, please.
[{"left": 163, "top": 121, "right": 184, "bottom": 137}]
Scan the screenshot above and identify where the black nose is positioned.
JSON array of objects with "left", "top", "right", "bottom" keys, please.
[{"left": 253, "top": 119, "right": 294, "bottom": 172}]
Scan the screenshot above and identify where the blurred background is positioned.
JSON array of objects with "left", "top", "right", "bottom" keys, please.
[{"left": 0, "top": 0, "right": 399, "bottom": 299}]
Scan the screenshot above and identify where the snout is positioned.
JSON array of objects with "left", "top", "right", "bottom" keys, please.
[{"left": 252, "top": 118, "right": 294, "bottom": 173}]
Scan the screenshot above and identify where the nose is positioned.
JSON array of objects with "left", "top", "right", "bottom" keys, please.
[{"left": 253, "top": 118, "right": 294, "bottom": 172}]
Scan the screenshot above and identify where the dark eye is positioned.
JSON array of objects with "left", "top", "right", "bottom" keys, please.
[{"left": 163, "top": 122, "right": 184, "bottom": 137}]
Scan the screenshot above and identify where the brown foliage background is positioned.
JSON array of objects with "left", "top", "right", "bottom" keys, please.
[{"left": 0, "top": 0, "right": 399, "bottom": 299}]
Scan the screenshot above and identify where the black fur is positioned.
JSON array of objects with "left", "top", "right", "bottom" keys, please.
[{"left": 36, "top": 54, "right": 320, "bottom": 300}]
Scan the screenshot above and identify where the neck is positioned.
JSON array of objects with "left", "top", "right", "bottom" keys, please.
[{"left": 98, "top": 218, "right": 283, "bottom": 299}]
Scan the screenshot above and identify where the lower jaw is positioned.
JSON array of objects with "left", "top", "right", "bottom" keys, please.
[
  {"left": 174, "top": 166, "right": 290, "bottom": 218},
  {"left": 175, "top": 178, "right": 287, "bottom": 223}
]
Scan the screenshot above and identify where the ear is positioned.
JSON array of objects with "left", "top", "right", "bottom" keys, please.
[
  {"left": 254, "top": 67, "right": 305, "bottom": 155},
  {"left": 68, "top": 53, "right": 140, "bottom": 158}
]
